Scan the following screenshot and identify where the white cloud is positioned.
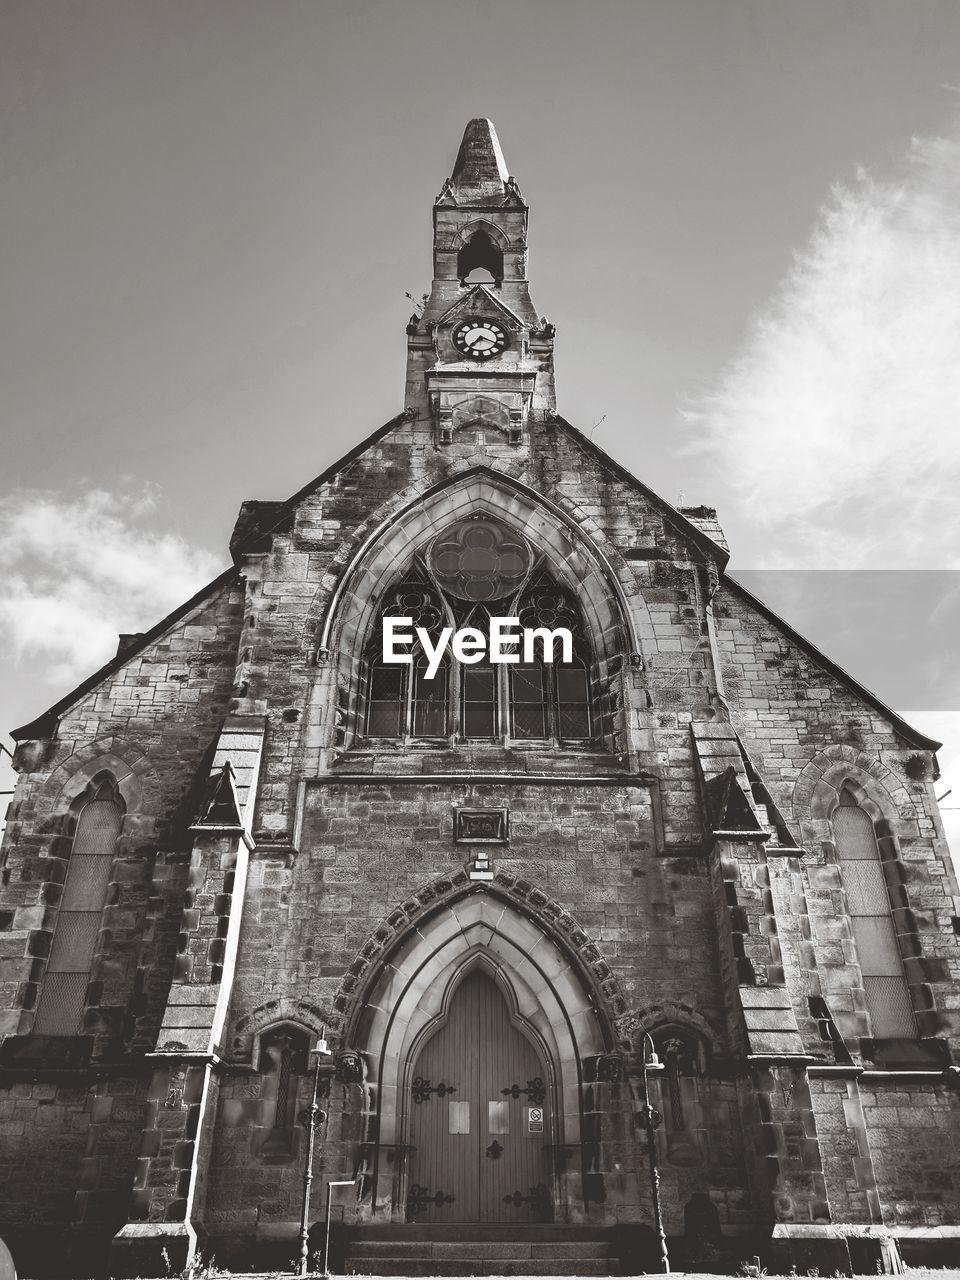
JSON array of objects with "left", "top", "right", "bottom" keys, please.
[
  {"left": 685, "top": 121, "right": 960, "bottom": 569},
  {"left": 0, "top": 486, "right": 222, "bottom": 683}
]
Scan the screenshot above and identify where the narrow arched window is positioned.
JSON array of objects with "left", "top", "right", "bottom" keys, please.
[
  {"left": 33, "top": 781, "right": 122, "bottom": 1036},
  {"left": 651, "top": 1026, "right": 705, "bottom": 1167},
  {"left": 256, "top": 1024, "right": 309, "bottom": 1160},
  {"left": 834, "top": 789, "right": 915, "bottom": 1038}
]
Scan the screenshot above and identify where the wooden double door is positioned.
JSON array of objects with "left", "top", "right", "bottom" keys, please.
[{"left": 406, "top": 970, "right": 552, "bottom": 1223}]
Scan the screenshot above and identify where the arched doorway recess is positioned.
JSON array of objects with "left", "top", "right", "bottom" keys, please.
[{"left": 348, "top": 889, "right": 612, "bottom": 1223}]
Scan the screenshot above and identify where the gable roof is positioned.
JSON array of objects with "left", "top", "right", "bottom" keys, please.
[
  {"left": 550, "top": 414, "right": 731, "bottom": 569},
  {"left": 10, "top": 407, "right": 941, "bottom": 756},
  {"left": 11, "top": 564, "right": 242, "bottom": 742},
  {"left": 10, "top": 411, "right": 411, "bottom": 742},
  {"left": 722, "top": 573, "right": 941, "bottom": 752}
]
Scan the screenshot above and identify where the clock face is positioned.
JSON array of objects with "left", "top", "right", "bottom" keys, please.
[{"left": 453, "top": 319, "right": 509, "bottom": 361}]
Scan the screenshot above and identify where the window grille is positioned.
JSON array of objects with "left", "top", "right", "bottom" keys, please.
[
  {"left": 514, "top": 575, "right": 592, "bottom": 742},
  {"left": 412, "top": 655, "right": 448, "bottom": 737},
  {"left": 33, "top": 785, "right": 121, "bottom": 1036},
  {"left": 367, "top": 661, "right": 404, "bottom": 737},
  {"left": 834, "top": 793, "right": 915, "bottom": 1038},
  {"left": 462, "top": 662, "right": 497, "bottom": 739},
  {"left": 556, "top": 661, "right": 591, "bottom": 739},
  {"left": 511, "top": 663, "right": 547, "bottom": 739}
]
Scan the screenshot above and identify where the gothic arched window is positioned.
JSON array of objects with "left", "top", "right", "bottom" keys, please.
[
  {"left": 833, "top": 788, "right": 915, "bottom": 1039},
  {"left": 360, "top": 520, "right": 596, "bottom": 747},
  {"left": 651, "top": 1026, "right": 706, "bottom": 1167},
  {"left": 33, "top": 779, "right": 122, "bottom": 1036}
]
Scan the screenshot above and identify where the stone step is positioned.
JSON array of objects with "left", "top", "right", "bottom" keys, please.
[
  {"left": 349, "top": 1240, "right": 612, "bottom": 1259},
  {"left": 347, "top": 1225, "right": 604, "bottom": 1242},
  {"left": 345, "top": 1256, "right": 613, "bottom": 1276}
]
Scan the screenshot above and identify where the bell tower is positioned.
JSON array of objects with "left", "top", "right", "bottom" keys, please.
[{"left": 404, "top": 118, "right": 556, "bottom": 445}]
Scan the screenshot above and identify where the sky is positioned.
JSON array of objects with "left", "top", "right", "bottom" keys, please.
[{"left": 2, "top": 0, "right": 960, "bottom": 847}]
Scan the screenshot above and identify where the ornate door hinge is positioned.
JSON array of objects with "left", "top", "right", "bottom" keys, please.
[
  {"left": 412, "top": 1076, "right": 457, "bottom": 1103},
  {"left": 503, "top": 1183, "right": 550, "bottom": 1215},
  {"left": 407, "top": 1184, "right": 455, "bottom": 1218},
  {"left": 501, "top": 1076, "right": 546, "bottom": 1105}
]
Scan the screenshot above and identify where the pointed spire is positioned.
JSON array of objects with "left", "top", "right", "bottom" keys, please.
[{"left": 450, "top": 118, "right": 510, "bottom": 198}]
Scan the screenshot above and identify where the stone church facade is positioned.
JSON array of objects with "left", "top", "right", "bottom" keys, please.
[{"left": 2, "top": 119, "right": 960, "bottom": 1277}]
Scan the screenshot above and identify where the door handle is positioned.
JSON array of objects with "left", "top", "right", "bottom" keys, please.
[{"left": 486, "top": 1140, "right": 504, "bottom": 1159}]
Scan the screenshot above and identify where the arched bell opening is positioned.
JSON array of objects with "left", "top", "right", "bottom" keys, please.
[{"left": 457, "top": 228, "right": 504, "bottom": 286}]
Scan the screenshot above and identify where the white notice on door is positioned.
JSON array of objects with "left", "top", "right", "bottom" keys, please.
[
  {"left": 527, "top": 1106, "right": 543, "bottom": 1133},
  {"left": 448, "top": 1101, "right": 470, "bottom": 1134}
]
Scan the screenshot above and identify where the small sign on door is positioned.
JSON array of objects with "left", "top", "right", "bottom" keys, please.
[{"left": 527, "top": 1106, "right": 543, "bottom": 1133}]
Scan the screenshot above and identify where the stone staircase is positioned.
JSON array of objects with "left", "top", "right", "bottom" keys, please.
[{"left": 343, "top": 1225, "right": 618, "bottom": 1276}]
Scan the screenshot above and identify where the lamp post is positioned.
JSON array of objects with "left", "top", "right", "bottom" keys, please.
[
  {"left": 639, "top": 1032, "right": 670, "bottom": 1274},
  {"left": 298, "top": 1031, "right": 333, "bottom": 1277}
]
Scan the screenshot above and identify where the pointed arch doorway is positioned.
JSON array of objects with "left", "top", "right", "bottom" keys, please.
[
  {"left": 348, "top": 888, "right": 616, "bottom": 1225},
  {"left": 406, "top": 968, "right": 551, "bottom": 1223}
]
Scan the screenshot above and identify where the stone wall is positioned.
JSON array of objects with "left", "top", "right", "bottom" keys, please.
[{"left": 0, "top": 1073, "right": 148, "bottom": 1275}]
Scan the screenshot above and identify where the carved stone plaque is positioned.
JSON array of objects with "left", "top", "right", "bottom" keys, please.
[{"left": 455, "top": 808, "right": 508, "bottom": 844}]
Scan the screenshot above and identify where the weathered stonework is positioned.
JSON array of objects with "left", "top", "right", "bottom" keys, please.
[{"left": 2, "top": 118, "right": 959, "bottom": 1277}]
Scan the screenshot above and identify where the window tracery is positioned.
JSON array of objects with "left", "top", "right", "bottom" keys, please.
[{"left": 360, "top": 519, "right": 594, "bottom": 746}]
